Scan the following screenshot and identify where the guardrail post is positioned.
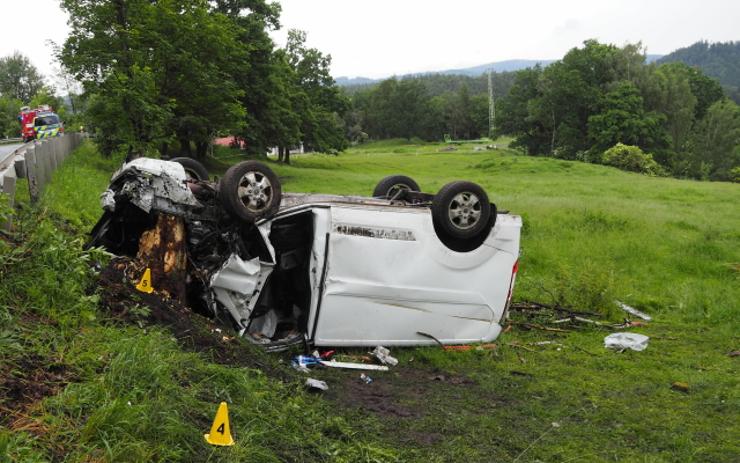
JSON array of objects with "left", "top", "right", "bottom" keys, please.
[
  {"left": 1, "top": 166, "right": 17, "bottom": 231},
  {"left": 26, "top": 145, "right": 40, "bottom": 203}
]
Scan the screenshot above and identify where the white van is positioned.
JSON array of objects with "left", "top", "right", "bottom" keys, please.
[{"left": 90, "top": 158, "right": 522, "bottom": 349}]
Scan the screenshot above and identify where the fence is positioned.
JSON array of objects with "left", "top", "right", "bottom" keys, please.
[{"left": 0, "top": 133, "right": 85, "bottom": 230}]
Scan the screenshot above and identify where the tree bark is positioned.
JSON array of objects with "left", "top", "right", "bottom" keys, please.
[{"left": 135, "top": 214, "right": 187, "bottom": 302}]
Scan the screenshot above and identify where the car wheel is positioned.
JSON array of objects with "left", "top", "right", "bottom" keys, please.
[
  {"left": 432, "top": 181, "right": 491, "bottom": 240},
  {"left": 219, "top": 161, "right": 282, "bottom": 222},
  {"left": 170, "top": 157, "right": 209, "bottom": 181},
  {"left": 373, "top": 175, "right": 420, "bottom": 199}
]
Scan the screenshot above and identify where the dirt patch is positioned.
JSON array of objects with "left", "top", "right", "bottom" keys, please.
[
  {"left": 96, "top": 257, "right": 293, "bottom": 380},
  {"left": 0, "top": 353, "right": 70, "bottom": 425},
  {"left": 325, "top": 365, "right": 484, "bottom": 417}
]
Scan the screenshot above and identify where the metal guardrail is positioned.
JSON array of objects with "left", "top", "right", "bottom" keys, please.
[{"left": 0, "top": 133, "right": 85, "bottom": 231}]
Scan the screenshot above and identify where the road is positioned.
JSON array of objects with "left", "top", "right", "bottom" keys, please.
[{"left": 0, "top": 143, "right": 23, "bottom": 160}]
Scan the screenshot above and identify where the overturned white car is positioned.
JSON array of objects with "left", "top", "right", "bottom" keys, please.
[{"left": 89, "top": 157, "right": 522, "bottom": 349}]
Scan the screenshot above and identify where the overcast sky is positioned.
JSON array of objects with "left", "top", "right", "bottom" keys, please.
[{"left": 2, "top": 0, "right": 738, "bottom": 83}]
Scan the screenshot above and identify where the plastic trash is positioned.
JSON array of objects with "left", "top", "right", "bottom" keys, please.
[
  {"left": 305, "top": 378, "right": 329, "bottom": 391},
  {"left": 291, "top": 354, "right": 321, "bottom": 373},
  {"left": 371, "top": 346, "right": 398, "bottom": 366},
  {"left": 360, "top": 373, "right": 373, "bottom": 384},
  {"left": 604, "top": 332, "right": 649, "bottom": 351}
]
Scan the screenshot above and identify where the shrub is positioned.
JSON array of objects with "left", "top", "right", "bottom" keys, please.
[
  {"left": 730, "top": 166, "right": 740, "bottom": 183},
  {"left": 602, "top": 143, "right": 663, "bottom": 175}
]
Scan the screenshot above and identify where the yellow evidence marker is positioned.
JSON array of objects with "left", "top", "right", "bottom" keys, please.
[
  {"left": 135, "top": 268, "right": 154, "bottom": 294},
  {"left": 204, "top": 402, "right": 235, "bottom": 446}
]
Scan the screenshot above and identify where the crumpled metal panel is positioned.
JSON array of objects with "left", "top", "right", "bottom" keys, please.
[
  {"left": 110, "top": 158, "right": 200, "bottom": 214},
  {"left": 209, "top": 253, "right": 274, "bottom": 328}
]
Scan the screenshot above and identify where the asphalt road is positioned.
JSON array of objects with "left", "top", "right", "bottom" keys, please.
[{"left": 0, "top": 143, "right": 23, "bottom": 160}]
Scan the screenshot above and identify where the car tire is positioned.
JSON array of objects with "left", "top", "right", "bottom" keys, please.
[
  {"left": 219, "top": 161, "right": 282, "bottom": 223},
  {"left": 373, "top": 175, "right": 420, "bottom": 199},
  {"left": 432, "top": 181, "right": 492, "bottom": 240},
  {"left": 170, "top": 157, "right": 209, "bottom": 181}
]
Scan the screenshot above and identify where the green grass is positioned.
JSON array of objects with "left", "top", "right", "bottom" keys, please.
[{"left": 2, "top": 140, "right": 739, "bottom": 462}]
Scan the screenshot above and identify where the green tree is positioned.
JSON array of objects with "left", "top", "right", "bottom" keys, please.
[
  {"left": 0, "top": 52, "right": 45, "bottom": 103},
  {"left": 284, "top": 30, "right": 348, "bottom": 157},
  {"left": 650, "top": 63, "right": 697, "bottom": 161},
  {"left": 587, "top": 81, "right": 665, "bottom": 152},
  {"left": 0, "top": 96, "right": 22, "bottom": 138},
  {"left": 60, "top": 0, "right": 247, "bottom": 158},
  {"left": 687, "top": 99, "right": 740, "bottom": 180}
]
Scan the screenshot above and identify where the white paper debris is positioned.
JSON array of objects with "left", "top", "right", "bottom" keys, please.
[
  {"left": 604, "top": 332, "right": 650, "bottom": 352},
  {"left": 305, "top": 378, "right": 329, "bottom": 391}
]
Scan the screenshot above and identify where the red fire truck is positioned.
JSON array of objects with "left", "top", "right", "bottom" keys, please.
[{"left": 18, "top": 105, "right": 64, "bottom": 142}]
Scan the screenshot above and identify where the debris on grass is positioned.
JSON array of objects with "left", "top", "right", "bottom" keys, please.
[
  {"left": 604, "top": 332, "right": 649, "bottom": 352},
  {"left": 616, "top": 301, "right": 653, "bottom": 321},
  {"left": 371, "top": 346, "right": 398, "bottom": 366},
  {"left": 359, "top": 373, "right": 373, "bottom": 384},
  {"left": 305, "top": 378, "right": 329, "bottom": 391},
  {"left": 319, "top": 360, "right": 390, "bottom": 371}
]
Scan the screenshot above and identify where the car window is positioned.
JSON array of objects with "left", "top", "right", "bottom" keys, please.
[{"left": 35, "top": 115, "right": 60, "bottom": 126}]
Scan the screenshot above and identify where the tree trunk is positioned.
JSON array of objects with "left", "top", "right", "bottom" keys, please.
[
  {"left": 195, "top": 141, "right": 208, "bottom": 158},
  {"left": 135, "top": 214, "right": 187, "bottom": 302},
  {"left": 283, "top": 147, "right": 291, "bottom": 165},
  {"left": 179, "top": 137, "right": 191, "bottom": 156}
]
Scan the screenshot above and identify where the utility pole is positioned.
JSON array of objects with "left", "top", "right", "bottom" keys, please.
[{"left": 488, "top": 70, "right": 495, "bottom": 139}]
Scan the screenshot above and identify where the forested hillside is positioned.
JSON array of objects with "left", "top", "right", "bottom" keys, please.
[
  {"left": 658, "top": 41, "right": 740, "bottom": 102},
  {"left": 493, "top": 41, "right": 740, "bottom": 181}
]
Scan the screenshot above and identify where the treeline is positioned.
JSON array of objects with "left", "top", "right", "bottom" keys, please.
[
  {"left": 495, "top": 41, "right": 740, "bottom": 182},
  {"left": 344, "top": 72, "right": 515, "bottom": 142},
  {"left": 59, "top": 0, "right": 347, "bottom": 162},
  {"left": 658, "top": 41, "right": 740, "bottom": 103}
]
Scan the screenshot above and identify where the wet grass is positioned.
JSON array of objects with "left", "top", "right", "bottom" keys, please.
[{"left": 1, "top": 140, "right": 739, "bottom": 462}]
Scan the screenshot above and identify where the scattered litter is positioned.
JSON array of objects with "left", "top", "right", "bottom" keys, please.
[
  {"left": 440, "top": 146, "right": 457, "bottom": 152},
  {"left": 319, "top": 360, "right": 389, "bottom": 371},
  {"left": 444, "top": 343, "right": 497, "bottom": 352},
  {"left": 291, "top": 354, "right": 321, "bottom": 373},
  {"left": 319, "top": 350, "right": 336, "bottom": 360},
  {"left": 551, "top": 422, "right": 560, "bottom": 428},
  {"left": 359, "top": 373, "right": 373, "bottom": 384},
  {"left": 371, "top": 346, "right": 398, "bottom": 366},
  {"left": 604, "top": 332, "right": 649, "bottom": 352},
  {"left": 616, "top": 301, "right": 652, "bottom": 321},
  {"left": 671, "top": 381, "right": 689, "bottom": 393},
  {"left": 305, "top": 378, "right": 329, "bottom": 391},
  {"left": 728, "top": 350, "right": 740, "bottom": 358}
]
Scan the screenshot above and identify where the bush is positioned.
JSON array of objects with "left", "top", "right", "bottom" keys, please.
[
  {"left": 730, "top": 166, "right": 740, "bottom": 183},
  {"left": 602, "top": 143, "right": 663, "bottom": 175}
]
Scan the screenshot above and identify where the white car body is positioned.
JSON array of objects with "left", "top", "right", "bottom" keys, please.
[
  {"left": 213, "top": 194, "right": 522, "bottom": 347},
  {"left": 96, "top": 158, "right": 522, "bottom": 347}
]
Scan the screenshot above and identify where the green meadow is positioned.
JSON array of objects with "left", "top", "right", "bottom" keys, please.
[{"left": 1, "top": 140, "right": 738, "bottom": 462}]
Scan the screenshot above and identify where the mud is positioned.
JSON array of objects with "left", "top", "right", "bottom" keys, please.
[{"left": 0, "top": 353, "right": 70, "bottom": 425}]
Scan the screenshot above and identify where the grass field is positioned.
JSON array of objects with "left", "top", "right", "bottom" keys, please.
[{"left": 1, "top": 139, "right": 738, "bottom": 462}]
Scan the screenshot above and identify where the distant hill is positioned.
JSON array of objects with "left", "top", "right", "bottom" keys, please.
[
  {"left": 336, "top": 55, "right": 664, "bottom": 88},
  {"left": 658, "top": 41, "right": 740, "bottom": 101}
]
